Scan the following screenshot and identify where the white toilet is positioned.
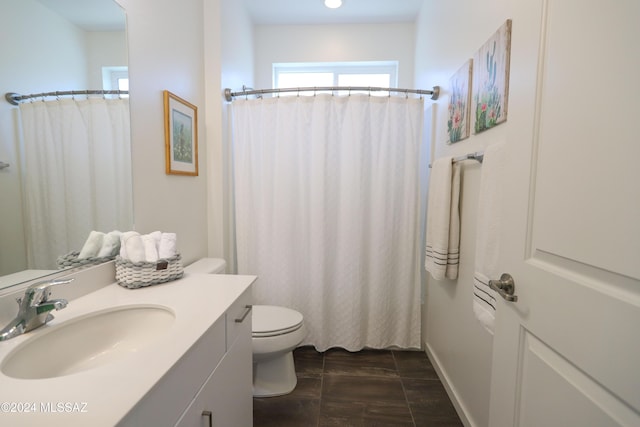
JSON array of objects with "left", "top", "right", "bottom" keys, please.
[{"left": 184, "top": 258, "right": 307, "bottom": 398}]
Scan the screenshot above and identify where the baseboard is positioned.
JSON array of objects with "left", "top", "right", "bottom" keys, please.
[{"left": 424, "top": 341, "right": 475, "bottom": 427}]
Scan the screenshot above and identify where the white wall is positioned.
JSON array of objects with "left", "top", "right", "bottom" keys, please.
[
  {"left": 119, "top": 0, "right": 209, "bottom": 265},
  {"left": 253, "top": 23, "right": 415, "bottom": 91},
  {"left": 209, "top": 0, "right": 254, "bottom": 271},
  {"left": 414, "top": 1, "right": 511, "bottom": 426},
  {"left": 0, "top": 0, "right": 88, "bottom": 276},
  {"left": 85, "top": 31, "right": 128, "bottom": 88},
  {"left": 119, "top": 0, "right": 252, "bottom": 267}
]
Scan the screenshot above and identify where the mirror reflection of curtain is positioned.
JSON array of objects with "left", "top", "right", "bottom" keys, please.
[
  {"left": 231, "top": 95, "right": 423, "bottom": 351},
  {"left": 18, "top": 98, "right": 132, "bottom": 269}
]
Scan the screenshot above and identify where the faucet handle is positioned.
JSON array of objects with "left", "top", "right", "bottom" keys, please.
[
  {"left": 27, "top": 278, "right": 74, "bottom": 292},
  {"left": 25, "top": 278, "right": 74, "bottom": 305}
]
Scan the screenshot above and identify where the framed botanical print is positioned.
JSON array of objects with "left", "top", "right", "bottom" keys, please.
[
  {"left": 473, "top": 19, "right": 512, "bottom": 134},
  {"left": 448, "top": 59, "right": 473, "bottom": 143},
  {"left": 164, "top": 90, "right": 198, "bottom": 176}
]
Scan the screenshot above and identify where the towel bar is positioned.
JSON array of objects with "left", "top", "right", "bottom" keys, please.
[{"left": 428, "top": 151, "right": 484, "bottom": 168}]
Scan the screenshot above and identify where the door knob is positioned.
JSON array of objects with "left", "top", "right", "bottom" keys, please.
[{"left": 489, "top": 273, "right": 518, "bottom": 302}]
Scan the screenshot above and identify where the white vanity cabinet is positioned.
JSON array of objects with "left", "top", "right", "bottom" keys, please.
[
  {"left": 118, "top": 285, "right": 253, "bottom": 427},
  {"left": 0, "top": 272, "right": 256, "bottom": 427},
  {"left": 175, "top": 290, "right": 252, "bottom": 427}
]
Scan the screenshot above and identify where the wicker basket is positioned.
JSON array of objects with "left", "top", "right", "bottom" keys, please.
[
  {"left": 115, "top": 254, "right": 184, "bottom": 289},
  {"left": 56, "top": 251, "right": 116, "bottom": 269}
]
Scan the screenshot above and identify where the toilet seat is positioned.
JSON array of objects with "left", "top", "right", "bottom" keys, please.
[{"left": 252, "top": 305, "right": 303, "bottom": 338}]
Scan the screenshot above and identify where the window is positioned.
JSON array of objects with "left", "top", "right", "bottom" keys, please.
[
  {"left": 273, "top": 61, "right": 398, "bottom": 96},
  {"left": 102, "top": 66, "right": 129, "bottom": 97}
]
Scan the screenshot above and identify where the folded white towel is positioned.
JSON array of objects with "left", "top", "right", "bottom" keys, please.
[
  {"left": 97, "top": 230, "right": 122, "bottom": 258},
  {"left": 158, "top": 233, "right": 177, "bottom": 259},
  {"left": 120, "top": 231, "right": 145, "bottom": 263},
  {"left": 78, "top": 231, "right": 105, "bottom": 259},
  {"left": 142, "top": 234, "right": 159, "bottom": 262},
  {"left": 424, "top": 157, "right": 461, "bottom": 280},
  {"left": 473, "top": 143, "right": 505, "bottom": 334}
]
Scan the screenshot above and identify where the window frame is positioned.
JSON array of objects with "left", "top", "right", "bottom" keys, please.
[
  {"left": 272, "top": 61, "right": 399, "bottom": 92},
  {"left": 102, "top": 66, "right": 129, "bottom": 95}
]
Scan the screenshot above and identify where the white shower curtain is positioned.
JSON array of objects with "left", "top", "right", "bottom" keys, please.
[
  {"left": 231, "top": 94, "right": 423, "bottom": 351},
  {"left": 19, "top": 98, "right": 132, "bottom": 269}
]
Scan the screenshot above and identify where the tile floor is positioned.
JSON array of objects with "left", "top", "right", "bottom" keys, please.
[{"left": 253, "top": 347, "right": 463, "bottom": 427}]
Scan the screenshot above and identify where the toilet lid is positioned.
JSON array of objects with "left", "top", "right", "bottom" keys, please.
[{"left": 252, "top": 305, "right": 304, "bottom": 337}]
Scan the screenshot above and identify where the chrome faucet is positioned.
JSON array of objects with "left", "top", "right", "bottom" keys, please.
[{"left": 0, "top": 278, "right": 73, "bottom": 341}]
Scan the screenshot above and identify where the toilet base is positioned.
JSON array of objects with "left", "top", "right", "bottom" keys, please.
[{"left": 252, "top": 351, "right": 297, "bottom": 397}]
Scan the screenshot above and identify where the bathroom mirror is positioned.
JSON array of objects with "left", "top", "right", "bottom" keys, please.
[{"left": 0, "top": 0, "right": 132, "bottom": 292}]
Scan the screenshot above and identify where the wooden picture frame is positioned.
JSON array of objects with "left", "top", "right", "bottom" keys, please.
[
  {"left": 448, "top": 59, "right": 473, "bottom": 143},
  {"left": 164, "top": 90, "right": 198, "bottom": 176},
  {"left": 473, "top": 19, "right": 512, "bottom": 134}
]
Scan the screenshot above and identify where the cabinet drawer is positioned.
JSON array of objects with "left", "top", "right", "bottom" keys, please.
[{"left": 226, "top": 288, "right": 252, "bottom": 349}]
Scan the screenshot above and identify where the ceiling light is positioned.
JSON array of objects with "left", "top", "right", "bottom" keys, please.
[{"left": 325, "top": 0, "right": 342, "bottom": 9}]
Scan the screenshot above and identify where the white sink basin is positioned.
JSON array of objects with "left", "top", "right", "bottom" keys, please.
[{"left": 1, "top": 305, "right": 174, "bottom": 379}]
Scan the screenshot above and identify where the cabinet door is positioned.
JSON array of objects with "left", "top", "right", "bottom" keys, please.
[
  {"left": 176, "top": 306, "right": 253, "bottom": 427},
  {"left": 120, "top": 318, "right": 226, "bottom": 426}
]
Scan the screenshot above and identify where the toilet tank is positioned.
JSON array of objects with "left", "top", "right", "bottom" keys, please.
[{"left": 184, "top": 258, "right": 226, "bottom": 274}]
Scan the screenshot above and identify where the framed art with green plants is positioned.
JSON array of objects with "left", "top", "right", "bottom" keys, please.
[
  {"left": 447, "top": 59, "right": 473, "bottom": 143},
  {"left": 164, "top": 90, "right": 198, "bottom": 176},
  {"left": 472, "top": 19, "right": 512, "bottom": 134}
]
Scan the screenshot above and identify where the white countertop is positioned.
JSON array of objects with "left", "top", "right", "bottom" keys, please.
[{"left": 0, "top": 272, "right": 255, "bottom": 426}]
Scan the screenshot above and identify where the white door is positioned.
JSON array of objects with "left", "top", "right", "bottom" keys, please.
[{"left": 489, "top": 0, "right": 640, "bottom": 426}]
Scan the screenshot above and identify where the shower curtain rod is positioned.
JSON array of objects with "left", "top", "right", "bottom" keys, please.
[
  {"left": 5, "top": 90, "right": 129, "bottom": 106},
  {"left": 224, "top": 85, "right": 440, "bottom": 102}
]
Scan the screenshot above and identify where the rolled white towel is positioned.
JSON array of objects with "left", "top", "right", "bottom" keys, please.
[
  {"left": 97, "top": 230, "right": 122, "bottom": 258},
  {"left": 78, "top": 231, "right": 105, "bottom": 259},
  {"left": 158, "top": 233, "right": 177, "bottom": 259},
  {"left": 142, "top": 234, "right": 159, "bottom": 262},
  {"left": 120, "top": 231, "right": 137, "bottom": 258},
  {"left": 148, "top": 231, "right": 162, "bottom": 251},
  {"left": 121, "top": 231, "right": 145, "bottom": 263}
]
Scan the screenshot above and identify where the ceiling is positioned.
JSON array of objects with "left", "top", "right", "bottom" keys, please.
[
  {"left": 37, "top": 0, "right": 424, "bottom": 32},
  {"left": 36, "top": 0, "right": 126, "bottom": 31},
  {"left": 244, "top": 0, "right": 424, "bottom": 25}
]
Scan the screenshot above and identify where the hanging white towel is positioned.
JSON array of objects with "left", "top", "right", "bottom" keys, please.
[
  {"left": 425, "top": 157, "right": 461, "bottom": 280},
  {"left": 473, "top": 143, "right": 505, "bottom": 334}
]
